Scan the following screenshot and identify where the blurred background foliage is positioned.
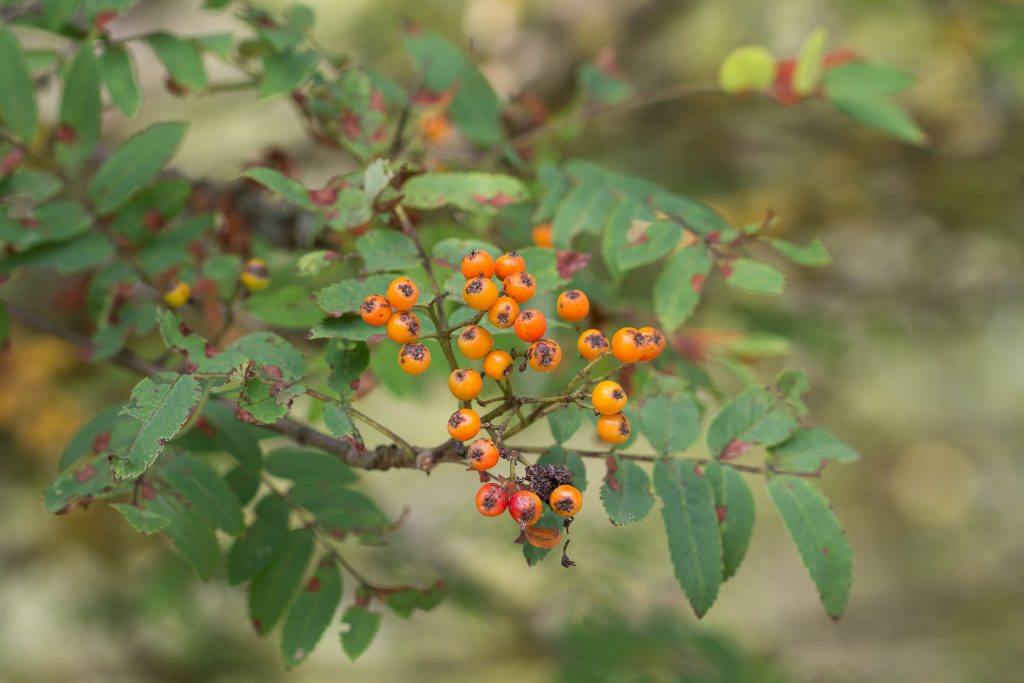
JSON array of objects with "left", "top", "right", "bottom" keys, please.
[{"left": 2, "top": 0, "right": 1023, "bottom": 680}]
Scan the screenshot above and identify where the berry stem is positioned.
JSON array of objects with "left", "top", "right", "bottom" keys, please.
[{"left": 304, "top": 388, "right": 416, "bottom": 457}]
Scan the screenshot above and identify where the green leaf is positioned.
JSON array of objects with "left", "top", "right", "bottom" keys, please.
[
  {"left": 430, "top": 237, "right": 499, "bottom": 270},
  {"left": 355, "top": 229, "right": 419, "bottom": 272},
  {"left": 725, "top": 258, "right": 785, "bottom": 295},
  {"left": 291, "top": 481, "right": 390, "bottom": 539},
  {"left": 146, "top": 33, "right": 208, "bottom": 91},
  {"left": 0, "top": 27, "right": 38, "bottom": 141},
  {"left": 766, "top": 237, "right": 831, "bottom": 267},
  {"left": 325, "top": 340, "right": 370, "bottom": 396},
  {"left": 792, "top": 28, "right": 828, "bottom": 96},
  {"left": 653, "top": 459, "right": 723, "bottom": 617},
  {"left": 706, "top": 387, "right": 798, "bottom": 459},
  {"left": 536, "top": 445, "right": 587, "bottom": 492},
  {"left": 265, "top": 447, "right": 357, "bottom": 484},
  {"left": 385, "top": 582, "right": 445, "bottom": 618},
  {"left": 43, "top": 458, "right": 125, "bottom": 514},
  {"left": 547, "top": 407, "right": 583, "bottom": 444},
  {"left": 148, "top": 494, "right": 221, "bottom": 580},
  {"left": 600, "top": 456, "right": 654, "bottom": 526},
  {"left": 775, "top": 368, "right": 810, "bottom": 416},
  {"left": 240, "top": 167, "right": 313, "bottom": 208},
  {"left": 828, "top": 93, "right": 926, "bottom": 145},
  {"left": 100, "top": 45, "right": 142, "bottom": 117},
  {"left": 248, "top": 285, "right": 323, "bottom": 328},
  {"left": 340, "top": 605, "right": 382, "bottom": 660},
  {"left": 0, "top": 301, "right": 8, "bottom": 345},
  {"left": 402, "top": 172, "right": 528, "bottom": 214},
  {"left": 57, "top": 44, "right": 102, "bottom": 166},
  {"left": 225, "top": 464, "right": 260, "bottom": 504},
  {"left": 0, "top": 232, "right": 114, "bottom": 276},
  {"left": 323, "top": 403, "right": 356, "bottom": 438},
  {"left": 0, "top": 169, "right": 62, "bottom": 202},
  {"left": 202, "top": 400, "right": 269, "bottom": 470},
  {"left": 261, "top": 50, "right": 318, "bottom": 98},
  {"left": 227, "top": 495, "right": 290, "bottom": 585},
  {"left": 767, "top": 476, "right": 852, "bottom": 619},
  {"left": 59, "top": 403, "right": 138, "bottom": 470},
  {"left": 578, "top": 61, "right": 633, "bottom": 104},
  {"left": 406, "top": 30, "right": 503, "bottom": 146},
  {"left": 516, "top": 246, "right": 562, "bottom": 293},
  {"left": 704, "top": 462, "right": 754, "bottom": 580},
  {"left": 115, "top": 373, "right": 202, "bottom": 478},
  {"left": 653, "top": 245, "right": 712, "bottom": 332},
  {"left": 159, "top": 451, "right": 244, "bottom": 536},
  {"left": 640, "top": 394, "right": 701, "bottom": 455},
  {"left": 227, "top": 332, "right": 307, "bottom": 382},
  {"left": 824, "top": 62, "right": 916, "bottom": 99},
  {"left": 718, "top": 45, "right": 776, "bottom": 94},
  {"left": 552, "top": 181, "right": 615, "bottom": 248},
  {"left": 280, "top": 561, "right": 342, "bottom": 668},
  {"left": 237, "top": 378, "right": 302, "bottom": 425},
  {"left": 110, "top": 502, "right": 171, "bottom": 534},
  {"left": 157, "top": 308, "right": 248, "bottom": 374},
  {"left": 769, "top": 427, "right": 859, "bottom": 473},
  {"left": 311, "top": 274, "right": 394, "bottom": 316},
  {"left": 88, "top": 121, "right": 188, "bottom": 214},
  {"left": 249, "top": 528, "right": 315, "bottom": 634}
]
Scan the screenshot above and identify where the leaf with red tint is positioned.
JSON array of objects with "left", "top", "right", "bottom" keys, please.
[
  {"left": 691, "top": 274, "right": 706, "bottom": 292},
  {"left": 472, "top": 192, "right": 516, "bottom": 208},
  {"left": 720, "top": 438, "right": 750, "bottom": 461},
  {"left": 308, "top": 186, "right": 338, "bottom": 207},
  {"left": 556, "top": 250, "right": 591, "bottom": 279},
  {"left": 75, "top": 463, "right": 98, "bottom": 483},
  {"left": 341, "top": 109, "right": 361, "bottom": 140},
  {"left": 716, "top": 505, "right": 728, "bottom": 524},
  {"left": 603, "top": 455, "right": 621, "bottom": 493},
  {"left": 92, "top": 431, "right": 111, "bottom": 455}
]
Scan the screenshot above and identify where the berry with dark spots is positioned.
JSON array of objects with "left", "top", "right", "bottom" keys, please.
[
  {"left": 398, "top": 342, "right": 431, "bottom": 375},
  {"left": 592, "top": 380, "right": 627, "bottom": 415},
  {"left": 513, "top": 308, "right": 547, "bottom": 342},
  {"left": 527, "top": 338, "right": 562, "bottom": 372},
  {"left": 360, "top": 294, "right": 391, "bottom": 326},
  {"left": 508, "top": 489, "right": 543, "bottom": 527},
  {"left": 549, "top": 484, "right": 583, "bottom": 517},
  {"left": 461, "top": 249, "right": 495, "bottom": 279},
  {"left": 386, "top": 310, "right": 421, "bottom": 344},
  {"left": 494, "top": 251, "right": 526, "bottom": 280},
  {"left": 576, "top": 328, "right": 609, "bottom": 360},
  {"left": 475, "top": 482, "right": 508, "bottom": 516},
  {"left": 596, "top": 411, "right": 631, "bottom": 444},
  {"left": 386, "top": 276, "right": 419, "bottom": 310},
  {"left": 447, "top": 408, "right": 481, "bottom": 441},
  {"left": 556, "top": 289, "right": 590, "bottom": 322},
  {"left": 503, "top": 271, "right": 536, "bottom": 303},
  {"left": 487, "top": 296, "right": 519, "bottom": 328}
]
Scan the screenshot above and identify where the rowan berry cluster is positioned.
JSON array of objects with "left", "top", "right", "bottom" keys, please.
[{"left": 358, "top": 275, "right": 433, "bottom": 375}]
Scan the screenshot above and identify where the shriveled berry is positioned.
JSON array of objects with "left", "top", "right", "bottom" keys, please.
[
  {"left": 461, "top": 249, "right": 495, "bottom": 279},
  {"left": 487, "top": 296, "right": 519, "bottom": 328},
  {"left": 475, "top": 482, "right": 508, "bottom": 516},
  {"left": 466, "top": 438, "right": 500, "bottom": 471},
  {"left": 457, "top": 325, "right": 493, "bottom": 360},
  {"left": 611, "top": 327, "right": 645, "bottom": 363},
  {"left": 398, "top": 342, "right": 431, "bottom": 375},
  {"left": 463, "top": 276, "right": 499, "bottom": 310},
  {"left": 483, "top": 350, "right": 513, "bottom": 380},
  {"left": 596, "top": 411, "right": 631, "bottom": 444},
  {"left": 494, "top": 251, "right": 526, "bottom": 280},
  {"left": 549, "top": 484, "right": 583, "bottom": 517},
  {"left": 386, "top": 310, "right": 421, "bottom": 344},
  {"left": 386, "top": 276, "right": 419, "bottom": 310},
  {"left": 576, "top": 328, "right": 609, "bottom": 360},
  {"left": 556, "top": 289, "right": 589, "bottom": 322},
  {"left": 513, "top": 308, "right": 546, "bottom": 342},
  {"left": 503, "top": 271, "right": 536, "bottom": 303},
  {"left": 527, "top": 338, "right": 562, "bottom": 372},
  {"left": 360, "top": 294, "right": 391, "bottom": 326},
  {"left": 592, "top": 380, "right": 627, "bottom": 415},
  {"left": 447, "top": 408, "right": 481, "bottom": 441}
]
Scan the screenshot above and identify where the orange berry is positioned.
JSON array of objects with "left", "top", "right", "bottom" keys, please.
[
  {"left": 503, "top": 271, "right": 536, "bottom": 303},
  {"left": 638, "top": 326, "right": 666, "bottom": 361},
  {"left": 483, "top": 350, "right": 514, "bottom": 380},
  {"left": 386, "top": 310, "right": 421, "bottom": 344},
  {"left": 461, "top": 249, "right": 495, "bottom": 279},
  {"left": 576, "top": 328, "right": 609, "bottom": 360},
  {"left": 596, "top": 412, "right": 631, "bottom": 444},
  {"left": 611, "top": 327, "right": 645, "bottom": 363},
  {"left": 359, "top": 294, "right": 392, "bottom": 326},
  {"left": 398, "top": 343, "right": 431, "bottom": 375},
  {"left": 487, "top": 296, "right": 519, "bottom": 328},
  {"left": 508, "top": 489, "right": 543, "bottom": 526},
  {"left": 532, "top": 223, "right": 553, "bottom": 248},
  {"left": 513, "top": 308, "right": 547, "bottom": 342},
  {"left": 386, "top": 276, "right": 419, "bottom": 310},
  {"left": 475, "top": 482, "right": 508, "bottom": 516},
  {"left": 549, "top": 484, "right": 583, "bottom": 517},
  {"left": 447, "top": 407, "right": 481, "bottom": 441},
  {"left": 527, "top": 338, "right": 562, "bottom": 372},
  {"left": 420, "top": 113, "right": 452, "bottom": 143},
  {"left": 463, "top": 277, "right": 499, "bottom": 310},
  {"left": 456, "top": 325, "right": 493, "bottom": 360},
  {"left": 467, "top": 438, "right": 500, "bottom": 471},
  {"left": 448, "top": 369, "right": 483, "bottom": 401},
  {"left": 556, "top": 289, "right": 589, "bottom": 322},
  {"left": 592, "top": 380, "right": 627, "bottom": 415},
  {"left": 494, "top": 251, "right": 526, "bottom": 280}
]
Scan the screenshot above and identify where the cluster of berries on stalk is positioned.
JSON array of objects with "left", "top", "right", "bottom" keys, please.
[{"left": 358, "top": 275, "right": 432, "bottom": 375}]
